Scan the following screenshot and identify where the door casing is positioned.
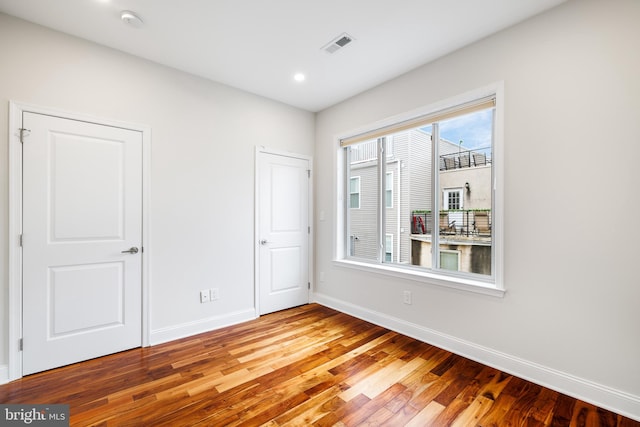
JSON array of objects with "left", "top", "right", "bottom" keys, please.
[
  {"left": 7, "top": 101, "right": 152, "bottom": 381},
  {"left": 254, "top": 146, "right": 313, "bottom": 316}
]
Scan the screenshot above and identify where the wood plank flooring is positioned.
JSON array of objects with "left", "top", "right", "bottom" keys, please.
[{"left": 1, "top": 304, "right": 638, "bottom": 426}]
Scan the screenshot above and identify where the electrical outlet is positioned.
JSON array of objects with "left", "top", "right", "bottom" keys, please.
[
  {"left": 403, "top": 290, "right": 412, "bottom": 305},
  {"left": 200, "top": 290, "right": 210, "bottom": 303},
  {"left": 210, "top": 288, "right": 219, "bottom": 301}
]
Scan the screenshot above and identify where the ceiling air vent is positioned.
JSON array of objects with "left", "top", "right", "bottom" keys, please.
[{"left": 322, "top": 33, "right": 354, "bottom": 54}]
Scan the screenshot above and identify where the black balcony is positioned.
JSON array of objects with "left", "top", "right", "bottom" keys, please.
[
  {"left": 411, "top": 210, "right": 492, "bottom": 238},
  {"left": 440, "top": 148, "right": 491, "bottom": 171}
]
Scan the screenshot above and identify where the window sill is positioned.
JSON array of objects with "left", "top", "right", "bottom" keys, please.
[{"left": 333, "top": 259, "right": 505, "bottom": 298}]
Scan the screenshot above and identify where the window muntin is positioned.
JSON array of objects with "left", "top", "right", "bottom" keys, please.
[{"left": 342, "top": 95, "right": 497, "bottom": 285}]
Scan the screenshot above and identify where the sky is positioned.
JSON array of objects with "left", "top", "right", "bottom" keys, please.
[{"left": 422, "top": 108, "right": 493, "bottom": 152}]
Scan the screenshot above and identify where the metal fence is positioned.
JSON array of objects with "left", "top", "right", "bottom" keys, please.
[
  {"left": 411, "top": 210, "right": 492, "bottom": 237},
  {"left": 440, "top": 148, "right": 491, "bottom": 171}
]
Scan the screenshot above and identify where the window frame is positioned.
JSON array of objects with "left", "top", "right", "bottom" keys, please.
[{"left": 335, "top": 83, "right": 505, "bottom": 297}]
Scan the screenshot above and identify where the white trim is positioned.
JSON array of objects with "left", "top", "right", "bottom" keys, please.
[
  {"left": 333, "top": 259, "right": 504, "bottom": 298},
  {"left": 8, "top": 102, "right": 23, "bottom": 381},
  {"left": 313, "top": 294, "right": 640, "bottom": 422},
  {"left": 0, "top": 365, "right": 8, "bottom": 385},
  {"left": 149, "top": 309, "right": 257, "bottom": 346},
  {"left": 141, "top": 123, "right": 152, "bottom": 348},
  {"left": 254, "top": 146, "right": 314, "bottom": 315},
  {"left": 8, "top": 101, "right": 152, "bottom": 381}
]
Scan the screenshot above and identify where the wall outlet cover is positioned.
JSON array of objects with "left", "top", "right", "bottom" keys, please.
[{"left": 200, "top": 290, "right": 210, "bottom": 303}]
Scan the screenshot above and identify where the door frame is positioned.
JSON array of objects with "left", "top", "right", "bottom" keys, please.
[
  {"left": 8, "top": 101, "right": 152, "bottom": 381},
  {"left": 254, "top": 146, "right": 313, "bottom": 316}
]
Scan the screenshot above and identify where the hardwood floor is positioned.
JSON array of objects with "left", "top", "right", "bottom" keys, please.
[{"left": 1, "top": 304, "right": 638, "bottom": 426}]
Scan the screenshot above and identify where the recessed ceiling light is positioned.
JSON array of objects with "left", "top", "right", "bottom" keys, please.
[
  {"left": 121, "top": 10, "right": 144, "bottom": 28},
  {"left": 293, "top": 73, "right": 306, "bottom": 82}
]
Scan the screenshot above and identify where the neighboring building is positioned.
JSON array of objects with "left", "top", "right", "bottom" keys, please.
[{"left": 348, "top": 128, "right": 492, "bottom": 275}]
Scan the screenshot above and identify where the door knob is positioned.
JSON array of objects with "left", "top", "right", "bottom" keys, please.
[
  {"left": 121, "top": 247, "right": 139, "bottom": 254},
  {"left": 260, "top": 240, "right": 268, "bottom": 245}
]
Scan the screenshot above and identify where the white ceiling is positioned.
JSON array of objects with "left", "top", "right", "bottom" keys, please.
[{"left": 0, "top": 0, "right": 567, "bottom": 112}]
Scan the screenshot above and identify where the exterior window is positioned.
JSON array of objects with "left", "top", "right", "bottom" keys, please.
[
  {"left": 385, "top": 234, "right": 393, "bottom": 262},
  {"left": 340, "top": 89, "right": 501, "bottom": 292},
  {"left": 385, "top": 172, "right": 393, "bottom": 208},
  {"left": 349, "top": 177, "right": 360, "bottom": 209},
  {"left": 440, "top": 250, "right": 460, "bottom": 271},
  {"left": 443, "top": 189, "right": 462, "bottom": 210}
]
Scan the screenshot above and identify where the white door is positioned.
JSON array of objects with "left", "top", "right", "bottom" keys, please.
[
  {"left": 258, "top": 152, "right": 310, "bottom": 315},
  {"left": 22, "top": 112, "right": 143, "bottom": 375}
]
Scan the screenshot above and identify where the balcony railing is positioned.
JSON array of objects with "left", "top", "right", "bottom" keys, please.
[
  {"left": 440, "top": 148, "right": 491, "bottom": 171},
  {"left": 349, "top": 139, "right": 395, "bottom": 164},
  {"left": 411, "top": 210, "right": 492, "bottom": 237}
]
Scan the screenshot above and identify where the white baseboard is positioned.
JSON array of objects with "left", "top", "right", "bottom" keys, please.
[
  {"left": 313, "top": 293, "right": 640, "bottom": 422},
  {"left": 0, "top": 365, "right": 8, "bottom": 385},
  {"left": 149, "top": 308, "right": 257, "bottom": 346}
]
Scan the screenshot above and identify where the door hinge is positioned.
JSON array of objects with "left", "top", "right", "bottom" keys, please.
[
  {"left": 19, "top": 338, "right": 23, "bottom": 351},
  {"left": 308, "top": 226, "right": 311, "bottom": 234},
  {"left": 19, "top": 234, "right": 23, "bottom": 247},
  {"left": 308, "top": 282, "right": 311, "bottom": 290},
  {"left": 19, "top": 128, "right": 31, "bottom": 144},
  {"left": 307, "top": 169, "right": 311, "bottom": 178}
]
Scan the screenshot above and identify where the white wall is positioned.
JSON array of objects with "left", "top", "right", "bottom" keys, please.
[
  {"left": 0, "top": 14, "right": 314, "bottom": 369},
  {"left": 314, "top": 0, "right": 640, "bottom": 419}
]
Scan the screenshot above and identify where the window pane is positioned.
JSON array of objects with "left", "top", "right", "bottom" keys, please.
[
  {"left": 350, "top": 177, "right": 359, "bottom": 193},
  {"left": 343, "top": 97, "right": 496, "bottom": 282},
  {"left": 379, "top": 128, "right": 432, "bottom": 266},
  {"left": 349, "top": 177, "right": 360, "bottom": 209},
  {"left": 347, "top": 141, "right": 378, "bottom": 260},
  {"left": 440, "top": 250, "right": 459, "bottom": 271},
  {"left": 437, "top": 108, "right": 493, "bottom": 276},
  {"left": 402, "top": 124, "right": 433, "bottom": 267},
  {"left": 385, "top": 234, "right": 393, "bottom": 262}
]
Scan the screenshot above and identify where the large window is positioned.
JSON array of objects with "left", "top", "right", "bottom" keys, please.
[{"left": 339, "top": 88, "right": 503, "bottom": 293}]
